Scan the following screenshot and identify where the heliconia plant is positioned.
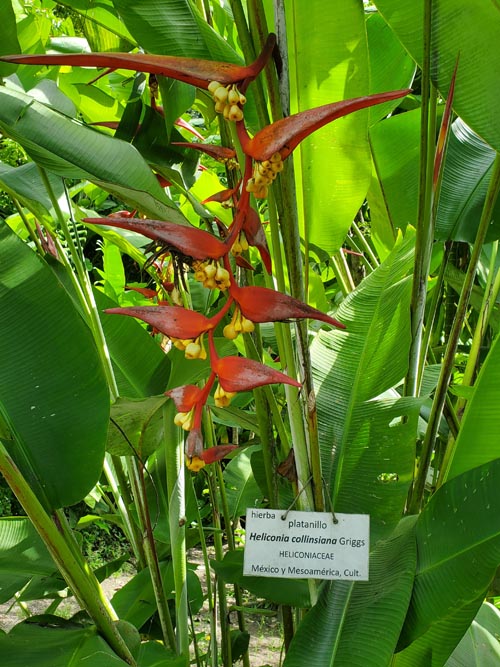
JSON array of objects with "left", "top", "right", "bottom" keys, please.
[{"left": 1, "top": 2, "right": 500, "bottom": 667}]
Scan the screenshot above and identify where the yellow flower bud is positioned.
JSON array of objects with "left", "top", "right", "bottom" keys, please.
[
  {"left": 228, "top": 87, "right": 240, "bottom": 105},
  {"left": 228, "top": 105, "right": 244, "bottom": 122},
  {"left": 223, "top": 322, "right": 238, "bottom": 340},
  {"left": 186, "top": 456, "right": 206, "bottom": 472},
  {"left": 214, "top": 86, "right": 229, "bottom": 103},
  {"left": 208, "top": 81, "right": 222, "bottom": 94}
]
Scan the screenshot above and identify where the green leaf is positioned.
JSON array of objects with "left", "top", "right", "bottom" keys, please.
[
  {"left": 95, "top": 289, "right": 171, "bottom": 398},
  {"left": 0, "top": 85, "right": 188, "bottom": 223},
  {"left": 367, "top": 12, "right": 416, "bottom": 124},
  {"left": 373, "top": 0, "right": 500, "bottom": 151},
  {"left": 445, "top": 603, "right": 500, "bottom": 667},
  {"left": 111, "top": 560, "right": 174, "bottom": 628},
  {"left": 286, "top": 0, "right": 371, "bottom": 253},
  {"left": 0, "top": 2, "right": 21, "bottom": 78},
  {"left": 112, "top": 0, "right": 243, "bottom": 62},
  {"left": 0, "top": 162, "right": 63, "bottom": 228},
  {"left": 369, "top": 109, "right": 420, "bottom": 237},
  {"left": 444, "top": 333, "right": 500, "bottom": 481},
  {"left": 394, "top": 459, "right": 500, "bottom": 666},
  {"left": 283, "top": 517, "right": 416, "bottom": 667},
  {"left": 222, "top": 446, "right": 264, "bottom": 520},
  {"left": 212, "top": 550, "right": 310, "bottom": 608},
  {"left": 0, "top": 224, "right": 108, "bottom": 510},
  {"left": 0, "top": 619, "right": 129, "bottom": 667},
  {"left": 435, "top": 118, "right": 500, "bottom": 242},
  {"left": 56, "top": 0, "right": 136, "bottom": 44},
  {"left": 107, "top": 395, "right": 168, "bottom": 457},
  {"left": 312, "top": 230, "right": 418, "bottom": 543},
  {"left": 0, "top": 518, "right": 57, "bottom": 604}
]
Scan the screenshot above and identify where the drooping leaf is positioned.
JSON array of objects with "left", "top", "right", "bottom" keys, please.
[
  {"left": 0, "top": 85, "right": 188, "bottom": 223},
  {"left": 0, "top": 224, "right": 108, "bottom": 510}
]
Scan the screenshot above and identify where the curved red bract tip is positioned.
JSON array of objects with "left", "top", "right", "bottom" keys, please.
[{"left": 105, "top": 305, "right": 214, "bottom": 340}]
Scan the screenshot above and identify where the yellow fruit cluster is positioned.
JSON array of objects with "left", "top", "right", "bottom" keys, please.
[
  {"left": 208, "top": 81, "right": 246, "bottom": 122},
  {"left": 171, "top": 334, "right": 207, "bottom": 360},
  {"left": 193, "top": 260, "right": 231, "bottom": 291},
  {"left": 223, "top": 307, "right": 255, "bottom": 340},
  {"left": 230, "top": 231, "right": 249, "bottom": 257},
  {"left": 246, "top": 153, "right": 284, "bottom": 199},
  {"left": 214, "top": 383, "right": 237, "bottom": 407}
]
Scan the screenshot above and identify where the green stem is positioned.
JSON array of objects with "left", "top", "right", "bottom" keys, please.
[
  {"left": 0, "top": 442, "right": 136, "bottom": 665},
  {"left": 409, "top": 152, "right": 500, "bottom": 509},
  {"left": 216, "top": 464, "right": 251, "bottom": 667},
  {"left": 163, "top": 407, "right": 190, "bottom": 661},
  {"left": 405, "top": 0, "right": 437, "bottom": 398},
  {"left": 128, "top": 458, "right": 176, "bottom": 650},
  {"left": 105, "top": 455, "right": 146, "bottom": 568},
  {"left": 189, "top": 473, "right": 218, "bottom": 667},
  {"left": 205, "top": 463, "right": 231, "bottom": 667},
  {"left": 13, "top": 198, "right": 44, "bottom": 254},
  {"left": 37, "top": 167, "right": 119, "bottom": 397}
]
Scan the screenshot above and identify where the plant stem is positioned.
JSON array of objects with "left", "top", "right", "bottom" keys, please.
[
  {"left": 163, "top": 407, "right": 190, "bottom": 661},
  {"left": 409, "top": 152, "right": 500, "bottom": 510},
  {"left": 128, "top": 457, "right": 176, "bottom": 650},
  {"left": 0, "top": 442, "right": 136, "bottom": 665},
  {"left": 405, "top": 15, "right": 437, "bottom": 401}
]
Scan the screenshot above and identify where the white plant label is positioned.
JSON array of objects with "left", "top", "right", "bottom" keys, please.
[{"left": 243, "top": 509, "right": 369, "bottom": 580}]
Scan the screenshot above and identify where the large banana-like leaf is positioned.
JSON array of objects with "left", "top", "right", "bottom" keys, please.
[
  {"left": 443, "top": 333, "right": 500, "bottom": 481},
  {"left": 0, "top": 224, "right": 109, "bottom": 510},
  {"left": 283, "top": 517, "right": 416, "bottom": 667},
  {"left": 372, "top": 0, "right": 500, "bottom": 151},
  {"left": 435, "top": 118, "right": 500, "bottom": 243},
  {"left": 394, "top": 458, "right": 500, "bottom": 666},
  {"left": 0, "top": 85, "right": 188, "bottom": 224},
  {"left": 312, "top": 229, "right": 418, "bottom": 543},
  {"left": 283, "top": 0, "right": 371, "bottom": 254}
]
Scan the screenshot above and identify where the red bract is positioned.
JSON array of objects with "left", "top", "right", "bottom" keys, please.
[
  {"left": 105, "top": 305, "right": 214, "bottom": 339},
  {"left": 173, "top": 142, "right": 236, "bottom": 162},
  {"left": 212, "top": 355, "right": 301, "bottom": 393},
  {"left": 229, "top": 283, "right": 345, "bottom": 329},
  {"left": 239, "top": 89, "right": 411, "bottom": 161},
  {"left": 200, "top": 445, "right": 238, "bottom": 463},
  {"left": 165, "top": 385, "right": 204, "bottom": 413},
  {"left": 84, "top": 217, "right": 228, "bottom": 260},
  {"left": 240, "top": 207, "right": 272, "bottom": 273},
  {"left": 0, "top": 33, "right": 276, "bottom": 92}
]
